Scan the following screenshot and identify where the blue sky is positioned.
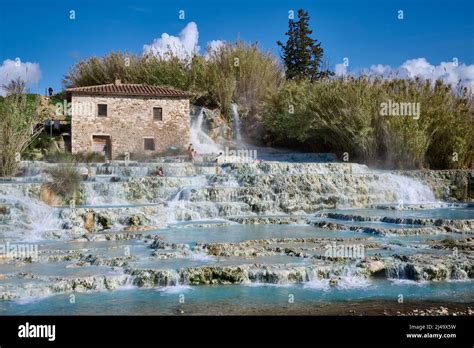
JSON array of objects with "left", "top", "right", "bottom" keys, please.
[{"left": 0, "top": 0, "right": 473, "bottom": 94}]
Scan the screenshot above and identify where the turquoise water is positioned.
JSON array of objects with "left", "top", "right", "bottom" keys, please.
[
  {"left": 0, "top": 279, "right": 472, "bottom": 315},
  {"left": 1, "top": 203, "right": 472, "bottom": 315},
  {"left": 155, "top": 224, "right": 358, "bottom": 244},
  {"left": 329, "top": 207, "right": 474, "bottom": 220}
]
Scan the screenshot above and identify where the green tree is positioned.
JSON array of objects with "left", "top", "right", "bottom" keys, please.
[{"left": 277, "top": 9, "right": 331, "bottom": 80}]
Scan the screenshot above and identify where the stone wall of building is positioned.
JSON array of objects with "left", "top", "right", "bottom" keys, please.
[{"left": 71, "top": 94, "right": 191, "bottom": 158}]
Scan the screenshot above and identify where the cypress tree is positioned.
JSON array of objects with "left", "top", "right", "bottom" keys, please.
[{"left": 278, "top": 9, "right": 332, "bottom": 80}]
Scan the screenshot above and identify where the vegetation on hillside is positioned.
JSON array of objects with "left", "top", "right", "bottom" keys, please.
[
  {"left": 261, "top": 77, "right": 473, "bottom": 169},
  {"left": 60, "top": 8, "right": 473, "bottom": 170},
  {"left": 64, "top": 41, "right": 283, "bottom": 119}
]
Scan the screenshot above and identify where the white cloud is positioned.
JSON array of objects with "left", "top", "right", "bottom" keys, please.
[
  {"left": 362, "top": 58, "right": 474, "bottom": 91},
  {"left": 0, "top": 58, "right": 42, "bottom": 96},
  {"left": 400, "top": 58, "right": 434, "bottom": 77},
  {"left": 204, "top": 40, "right": 225, "bottom": 60},
  {"left": 368, "top": 64, "right": 393, "bottom": 76},
  {"left": 334, "top": 63, "right": 347, "bottom": 76},
  {"left": 207, "top": 40, "right": 225, "bottom": 52},
  {"left": 143, "top": 22, "right": 200, "bottom": 59}
]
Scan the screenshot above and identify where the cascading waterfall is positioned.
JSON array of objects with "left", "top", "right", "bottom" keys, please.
[
  {"left": 0, "top": 161, "right": 439, "bottom": 239},
  {"left": 82, "top": 182, "right": 130, "bottom": 206},
  {"left": 166, "top": 175, "right": 211, "bottom": 223},
  {"left": 0, "top": 195, "right": 61, "bottom": 240},
  {"left": 1, "top": 157, "right": 471, "bottom": 311},
  {"left": 190, "top": 107, "right": 222, "bottom": 154},
  {"left": 231, "top": 103, "right": 242, "bottom": 142},
  {"left": 378, "top": 173, "right": 436, "bottom": 204}
]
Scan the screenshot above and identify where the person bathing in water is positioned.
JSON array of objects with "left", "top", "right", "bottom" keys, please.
[
  {"left": 191, "top": 149, "right": 197, "bottom": 163},
  {"left": 215, "top": 152, "right": 223, "bottom": 174},
  {"left": 187, "top": 144, "right": 193, "bottom": 161},
  {"left": 153, "top": 167, "right": 165, "bottom": 177}
]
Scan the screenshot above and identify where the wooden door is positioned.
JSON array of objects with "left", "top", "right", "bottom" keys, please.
[{"left": 92, "top": 135, "right": 111, "bottom": 159}]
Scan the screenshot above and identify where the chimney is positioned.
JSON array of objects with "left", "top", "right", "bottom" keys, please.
[{"left": 115, "top": 79, "right": 122, "bottom": 86}]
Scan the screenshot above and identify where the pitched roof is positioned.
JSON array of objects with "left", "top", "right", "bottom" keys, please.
[{"left": 67, "top": 82, "right": 192, "bottom": 98}]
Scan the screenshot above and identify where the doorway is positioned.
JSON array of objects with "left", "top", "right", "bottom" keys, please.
[{"left": 92, "top": 135, "right": 112, "bottom": 159}]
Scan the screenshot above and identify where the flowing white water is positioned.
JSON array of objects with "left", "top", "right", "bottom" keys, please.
[
  {"left": 190, "top": 108, "right": 222, "bottom": 154},
  {"left": 0, "top": 195, "right": 60, "bottom": 241},
  {"left": 231, "top": 103, "right": 242, "bottom": 142},
  {"left": 82, "top": 183, "right": 130, "bottom": 205},
  {"left": 369, "top": 172, "right": 436, "bottom": 205},
  {"left": 383, "top": 173, "right": 436, "bottom": 204},
  {"left": 166, "top": 176, "right": 210, "bottom": 223}
]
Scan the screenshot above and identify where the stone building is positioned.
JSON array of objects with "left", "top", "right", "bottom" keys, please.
[{"left": 67, "top": 80, "right": 191, "bottom": 159}]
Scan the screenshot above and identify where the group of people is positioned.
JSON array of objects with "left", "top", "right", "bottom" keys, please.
[{"left": 187, "top": 144, "right": 198, "bottom": 162}]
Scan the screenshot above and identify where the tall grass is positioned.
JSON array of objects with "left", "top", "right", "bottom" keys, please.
[
  {"left": 64, "top": 42, "right": 283, "bottom": 120},
  {"left": 261, "top": 77, "right": 473, "bottom": 169},
  {"left": 196, "top": 41, "right": 284, "bottom": 117}
]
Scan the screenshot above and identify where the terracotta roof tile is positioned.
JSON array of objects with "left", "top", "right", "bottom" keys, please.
[{"left": 67, "top": 83, "right": 192, "bottom": 98}]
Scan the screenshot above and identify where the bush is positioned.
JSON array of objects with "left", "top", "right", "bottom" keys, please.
[
  {"left": 25, "top": 132, "right": 54, "bottom": 155},
  {"left": 116, "top": 152, "right": 156, "bottom": 162},
  {"left": 44, "top": 151, "right": 106, "bottom": 164},
  {"left": 44, "top": 151, "right": 74, "bottom": 163},
  {"left": 45, "top": 165, "right": 82, "bottom": 199},
  {"left": 63, "top": 42, "right": 283, "bottom": 120},
  {"left": 74, "top": 152, "right": 106, "bottom": 163},
  {"left": 262, "top": 77, "right": 473, "bottom": 169},
  {"left": 0, "top": 93, "right": 43, "bottom": 176},
  {"left": 194, "top": 41, "right": 284, "bottom": 119}
]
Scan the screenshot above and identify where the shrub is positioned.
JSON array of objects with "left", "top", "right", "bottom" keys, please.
[
  {"left": 0, "top": 93, "right": 43, "bottom": 176},
  {"left": 262, "top": 77, "right": 473, "bottom": 169},
  {"left": 44, "top": 151, "right": 106, "bottom": 164},
  {"left": 45, "top": 165, "right": 82, "bottom": 199},
  {"left": 74, "top": 152, "right": 106, "bottom": 163},
  {"left": 63, "top": 43, "right": 283, "bottom": 120},
  {"left": 116, "top": 152, "right": 156, "bottom": 162},
  {"left": 44, "top": 151, "right": 74, "bottom": 163}
]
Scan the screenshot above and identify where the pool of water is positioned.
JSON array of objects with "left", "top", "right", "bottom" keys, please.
[
  {"left": 0, "top": 198, "right": 472, "bottom": 315},
  {"left": 329, "top": 207, "right": 474, "bottom": 220},
  {"left": 154, "top": 224, "right": 345, "bottom": 244},
  {"left": 0, "top": 279, "right": 471, "bottom": 315}
]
